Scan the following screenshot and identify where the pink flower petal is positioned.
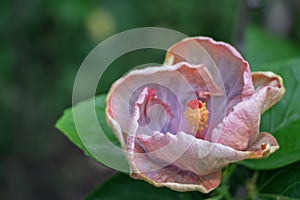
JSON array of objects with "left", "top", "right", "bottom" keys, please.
[
  {"left": 175, "top": 64, "right": 223, "bottom": 98},
  {"left": 212, "top": 72, "right": 285, "bottom": 150},
  {"left": 252, "top": 71, "right": 285, "bottom": 113},
  {"left": 164, "top": 37, "right": 254, "bottom": 100},
  {"left": 131, "top": 166, "right": 222, "bottom": 193},
  {"left": 130, "top": 131, "right": 274, "bottom": 192},
  {"left": 136, "top": 132, "right": 266, "bottom": 175}
]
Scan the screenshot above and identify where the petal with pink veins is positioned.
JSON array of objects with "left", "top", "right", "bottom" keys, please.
[
  {"left": 131, "top": 131, "right": 274, "bottom": 192},
  {"left": 211, "top": 71, "right": 285, "bottom": 150}
]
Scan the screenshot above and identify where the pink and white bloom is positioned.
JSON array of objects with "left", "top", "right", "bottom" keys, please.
[{"left": 105, "top": 37, "right": 285, "bottom": 193}]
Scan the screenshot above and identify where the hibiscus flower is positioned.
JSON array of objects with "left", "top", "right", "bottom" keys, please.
[{"left": 106, "top": 37, "right": 285, "bottom": 193}]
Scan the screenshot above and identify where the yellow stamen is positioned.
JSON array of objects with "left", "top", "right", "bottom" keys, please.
[{"left": 184, "top": 99, "right": 209, "bottom": 136}]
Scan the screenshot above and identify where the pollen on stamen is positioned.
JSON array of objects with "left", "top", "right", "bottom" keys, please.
[{"left": 184, "top": 99, "right": 209, "bottom": 138}]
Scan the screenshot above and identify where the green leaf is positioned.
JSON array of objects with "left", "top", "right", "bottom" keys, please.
[
  {"left": 256, "top": 161, "right": 300, "bottom": 199},
  {"left": 244, "top": 24, "right": 300, "bottom": 67},
  {"left": 55, "top": 94, "right": 127, "bottom": 171},
  {"left": 86, "top": 173, "right": 208, "bottom": 200},
  {"left": 240, "top": 58, "right": 300, "bottom": 169},
  {"left": 56, "top": 103, "right": 93, "bottom": 158}
]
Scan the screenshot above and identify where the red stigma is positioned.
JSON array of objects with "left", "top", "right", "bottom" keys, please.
[
  {"left": 187, "top": 99, "right": 202, "bottom": 109},
  {"left": 261, "top": 143, "right": 267, "bottom": 150}
]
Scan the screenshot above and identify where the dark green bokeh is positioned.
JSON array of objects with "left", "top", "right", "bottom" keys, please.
[{"left": 1, "top": 0, "right": 300, "bottom": 199}]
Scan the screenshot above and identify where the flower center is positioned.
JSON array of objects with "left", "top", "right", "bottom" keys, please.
[{"left": 184, "top": 99, "right": 209, "bottom": 138}]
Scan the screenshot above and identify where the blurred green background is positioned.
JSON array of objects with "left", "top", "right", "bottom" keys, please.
[{"left": 1, "top": 0, "right": 300, "bottom": 199}]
